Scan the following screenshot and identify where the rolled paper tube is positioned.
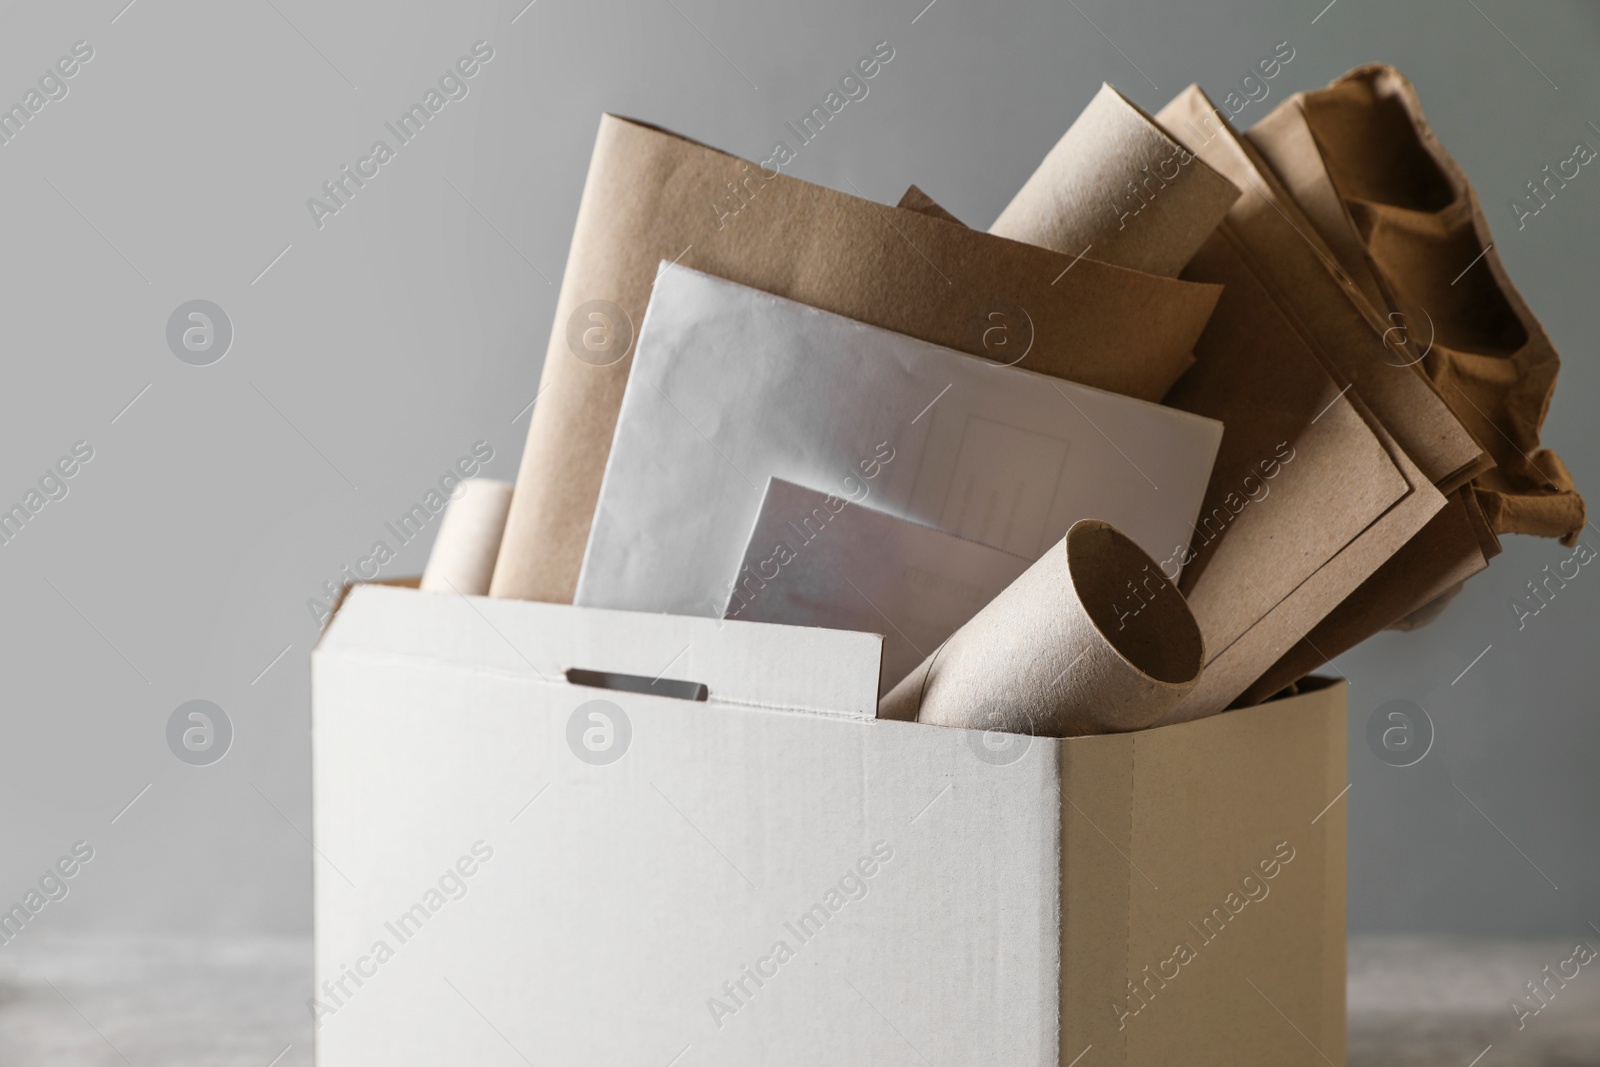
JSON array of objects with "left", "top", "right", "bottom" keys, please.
[
  {"left": 990, "top": 83, "right": 1240, "bottom": 277},
  {"left": 420, "top": 479, "right": 515, "bottom": 597},
  {"left": 879, "top": 520, "right": 1205, "bottom": 736}
]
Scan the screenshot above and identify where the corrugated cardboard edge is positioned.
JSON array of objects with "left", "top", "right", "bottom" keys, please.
[{"left": 315, "top": 575, "right": 420, "bottom": 649}]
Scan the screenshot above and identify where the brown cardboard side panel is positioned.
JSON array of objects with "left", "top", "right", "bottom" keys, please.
[
  {"left": 1058, "top": 735, "right": 1135, "bottom": 1065},
  {"left": 1101, "top": 683, "right": 1347, "bottom": 1065}
]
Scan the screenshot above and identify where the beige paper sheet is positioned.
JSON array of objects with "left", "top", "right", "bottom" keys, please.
[
  {"left": 1161, "top": 386, "right": 1444, "bottom": 721},
  {"left": 491, "top": 115, "right": 1223, "bottom": 603},
  {"left": 420, "top": 479, "right": 514, "bottom": 597},
  {"left": 879, "top": 521, "right": 1204, "bottom": 737},
  {"left": 990, "top": 83, "right": 1241, "bottom": 277},
  {"left": 1238, "top": 487, "right": 1493, "bottom": 705},
  {"left": 1164, "top": 230, "right": 1408, "bottom": 653}
]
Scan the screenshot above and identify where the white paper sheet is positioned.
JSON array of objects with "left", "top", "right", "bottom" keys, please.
[
  {"left": 722, "top": 478, "right": 1034, "bottom": 695},
  {"left": 576, "top": 265, "right": 1222, "bottom": 617}
]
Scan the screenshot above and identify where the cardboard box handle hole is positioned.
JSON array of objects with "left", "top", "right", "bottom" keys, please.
[{"left": 565, "top": 668, "right": 709, "bottom": 702}]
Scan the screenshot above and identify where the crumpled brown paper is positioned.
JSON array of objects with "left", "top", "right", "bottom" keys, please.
[{"left": 1248, "top": 64, "right": 1586, "bottom": 545}]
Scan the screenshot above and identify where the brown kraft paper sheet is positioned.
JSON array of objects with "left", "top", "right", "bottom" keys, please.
[
  {"left": 1159, "top": 85, "right": 1487, "bottom": 495},
  {"left": 491, "top": 114, "right": 1223, "bottom": 603},
  {"left": 1239, "top": 486, "right": 1496, "bottom": 705},
  {"left": 1163, "top": 230, "right": 1408, "bottom": 655},
  {"left": 1160, "top": 381, "right": 1446, "bottom": 721},
  {"left": 1149, "top": 86, "right": 1494, "bottom": 710},
  {"left": 1389, "top": 484, "right": 1503, "bottom": 632}
]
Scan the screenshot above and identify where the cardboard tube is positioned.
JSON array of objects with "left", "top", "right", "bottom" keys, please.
[
  {"left": 879, "top": 520, "right": 1204, "bottom": 736},
  {"left": 990, "top": 83, "right": 1240, "bottom": 277},
  {"left": 421, "top": 479, "right": 514, "bottom": 596}
]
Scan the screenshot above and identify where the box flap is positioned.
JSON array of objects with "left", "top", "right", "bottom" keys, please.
[{"left": 316, "top": 584, "right": 883, "bottom": 719}]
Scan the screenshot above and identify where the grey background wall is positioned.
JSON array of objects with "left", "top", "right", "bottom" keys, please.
[{"left": 1, "top": 0, "right": 1595, "bottom": 941}]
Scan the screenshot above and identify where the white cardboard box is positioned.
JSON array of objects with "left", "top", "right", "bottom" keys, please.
[{"left": 312, "top": 584, "right": 1346, "bottom": 1065}]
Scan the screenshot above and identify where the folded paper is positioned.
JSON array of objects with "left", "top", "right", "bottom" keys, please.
[
  {"left": 723, "top": 478, "right": 1032, "bottom": 696},
  {"left": 880, "top": 520, "right": 1205, "bottom": 736},
  {"left": 1161, "top": 229, "right": 1410, "bottom": 654},
  {"left": 575, "top": 266, "right": 1222, "bottom": 619}
]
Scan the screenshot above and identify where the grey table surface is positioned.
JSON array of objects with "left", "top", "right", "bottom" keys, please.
[{"left": 1, "top": 934, "right": 1596, "bottom": 1065}]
